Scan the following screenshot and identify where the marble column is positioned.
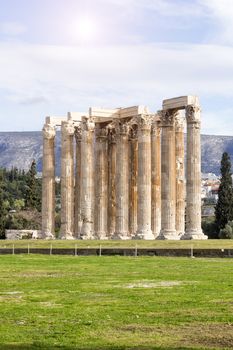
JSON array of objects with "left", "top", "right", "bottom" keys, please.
[
  {"left": 80, "top": 117, "right": 95, "bottom": 239},
  {"left": 74, "top": 124, "right": 82, "bottom": 238},
  {"left": 42, "top": 123, "right": 56, "bottom": 239},
  {"left": 107, "top": 130, "right": 116, "bottom": 237},
  {"left": 151, "top": 120, "right": 161, "bottom": 238},
  {"left": 182, "top": 105, "right": 207, "bottom": 239},
  {"left": 113, "top": 121, "right": 130, "bottom": 240},
  {"left": 60, "top": 120, "right": 75, "bottom": 239},
  {"left": 94, "top": 125, "right": 108, "bottom": 239},
  {"left": 129, "top": 127, "right": 138, "bottom": 236},
  {"left": 135, "top": 115, "right": 154, "bottom": 239},
  {"left": 158, "top": 110, "right": 180, "bottom": 240},
  {"left": 175, "top": 115, "right": 185, "bottom": 236}
]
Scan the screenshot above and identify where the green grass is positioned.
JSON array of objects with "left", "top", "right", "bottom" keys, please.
[
  {"left": 1, "top": 239, "right": 233, "bottom": 249},
  {"left": 0, "top": 256, "right": 233, "bottom": 349}
]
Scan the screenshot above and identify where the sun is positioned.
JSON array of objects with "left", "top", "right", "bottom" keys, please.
[{"left": 75, "top": 17, "right": 96, "bottom": 42}]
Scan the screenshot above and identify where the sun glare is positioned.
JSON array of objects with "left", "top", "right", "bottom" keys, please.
[{"left": 75, "top": 17, "right": 97, "bottom": 42}]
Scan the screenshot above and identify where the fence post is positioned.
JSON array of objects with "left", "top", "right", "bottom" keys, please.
[
  {"left": 191, "top": 244, "right": 194, "bottom": 258},
  {"left": 75, "top": 244, "right": 77, "bottom": 257}
]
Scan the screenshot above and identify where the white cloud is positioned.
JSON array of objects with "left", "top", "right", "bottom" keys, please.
[
  {"left": 0, "top": 21, "right": 27, "bottom": 36},
  {"left": 0, "top": 40, "right": 233, "bottom": 134},
  {"left": 108, "top": 0, "right": 206, "bottom": 17},
  {"left": 200, "top": 0, "right": 233, "bottom": 44}
]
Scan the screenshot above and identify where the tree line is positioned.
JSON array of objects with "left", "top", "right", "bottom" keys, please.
[{"left": 0, "top": 160, "right": 41, "bottom": 238}]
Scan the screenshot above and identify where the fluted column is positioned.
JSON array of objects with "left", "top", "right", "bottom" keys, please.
[
  {"left": 113, "top": 121, "right": 130, "bottom": 240},
  {"left": 158, "top": 110, "right": 180, "bottom": 240},
  {"left": 74, "top": 125, "right": 82, "bottom": 238},
  {"left": 129, "top": 127, "right": 138, "bottom": 236},
  {"left": 80, "top": 117, "right": 95, "bottom": 239},
  {"left": 42, "top": 123, "right": 56, "bottom": 239},
  {"left": 151, "top": 120, "right": 161, "bottom": 238},
  {"left": 60, "top": 120, "right": 75, "bottom": 239},
  {"left": 183, "top": 105, "right": 207, "bottom": 239},
  {"left": 135, "top": 115, "right": 154, "bottom": 239},
  {"left": 175, "top": 115, "right": 185, "bottom": 236},
  {"left": 94, "top": 125, "right": 108, "bottom": 239},
  {"left": 108, "top": 130, "right": 116, "bottom": 237}
]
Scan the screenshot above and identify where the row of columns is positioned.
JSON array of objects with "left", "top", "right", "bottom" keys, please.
[{"left": 42, "top": 105, "right": 206, "bottom": 240}]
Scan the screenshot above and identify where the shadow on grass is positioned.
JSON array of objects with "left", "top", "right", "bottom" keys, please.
[{"left": 0, "top": 344, "right": 202, "bottom": 350}]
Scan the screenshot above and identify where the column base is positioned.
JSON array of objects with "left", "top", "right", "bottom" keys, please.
[
  {"left": 134, "top": 229, "right": 155, "bottom": 240},
  {"left": 157, "top": 229, "right": 180, "bottom": 240},
  {"left": 79, "top": 235, "right": 95, "bottom": 240},
  {"left": 42, "top": 231, "right": 55, "bottom": 240},
  {"left": 152, "top": 232, "right": 160, "bottom": 239},
  {"left": 112, "top": 232, "right": 130, "bottom": 240},
  {"left": 60, "top": 233, "right": 75, "bottom": 240},
  {"left": 74, "top": 232, "right": 81, "bottom": 239},
  {"left": 74, "top": 223, "right": 82, "bottom": 239},
  {"left": 181, "top": 230, "right": 208, "bottom": 240},
  {"left": 80, "top": 223, "right": 94, "bottom": 240},
  {"left": 95, "top": 232, "right": 109, "bottom": 240}
]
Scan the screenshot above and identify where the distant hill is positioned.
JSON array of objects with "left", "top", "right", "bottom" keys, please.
[
  {"left": 0, "top": 131, "right": 61, "bottom": 176},
  {"left": 0, "top": 131, "right": 232, "bottom": 175}
]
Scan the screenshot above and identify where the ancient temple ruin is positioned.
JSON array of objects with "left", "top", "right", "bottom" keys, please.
[{"left": 42, "top": 95, "right": 207, "bottom": 240}]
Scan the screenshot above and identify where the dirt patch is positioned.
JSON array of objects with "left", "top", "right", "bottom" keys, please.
[
  {"left": 118, "top": 323, "right": 233, "bottom": 348},
  {"left": 0, "top": 291, "right": 23, "bottom": 295},
  {"left": 125, "top": 281, "right": 183, "bottom": 288},
  {"left": 180, "top": 323, "right": 233, "bottom": 349},
  {"left": 39, "top": 301, "right": 62, "bottom": 308},
  {"left": 18, "top": 272, "right": 64, "bottom": 278},
  {"left": 119, "top": 324, "right": 156, "bottom": 333}
]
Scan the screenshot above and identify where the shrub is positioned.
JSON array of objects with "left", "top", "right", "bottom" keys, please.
[
  {"left": 219, "top": 223, "right": 233, "bottom": 239},
  {"left": 202, "top": 218, "right": 219, "bottom": 239}
]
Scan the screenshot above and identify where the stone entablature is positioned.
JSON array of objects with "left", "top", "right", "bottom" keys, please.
[{"left": 41, "top": 96, "right": 207, "bottom": 240}]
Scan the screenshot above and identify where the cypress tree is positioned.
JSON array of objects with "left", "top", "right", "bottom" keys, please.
[
  {"left": 215, "top": 152, "right": 233, "bottom": 231},
  {"left": 0, "top": 173, "right": 6, "bottom": 239},
  {"left": 25, "top": 160, "right": 40, "bottom": 209}
]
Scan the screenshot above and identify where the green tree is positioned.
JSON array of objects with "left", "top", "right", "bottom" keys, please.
[
  {"left": 202, "top": 218, "right": 218, "bottom": 239},
  {"left": 0, "top": 181, "right": 6, "bottom": 239},
  {"left": 25, "top": 160, "right": 41, "bottom": 210},
  {"left": 219, "top": 222, "right": 233, "bottom": 239},
  {"left": 215, "top": 152, "right": 233, "bottom": 232}
]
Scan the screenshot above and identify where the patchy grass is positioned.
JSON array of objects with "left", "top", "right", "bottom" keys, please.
[
  {"left": 0, "top": 255, "right": 233, "bottom": 349},
  {"left": 1, "top": 239, "right": 233, "bottom": 249}
]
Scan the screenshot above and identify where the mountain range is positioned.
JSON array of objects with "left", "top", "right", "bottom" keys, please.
[{"left": 0, "top": 131, "right": 233, "bottom": 175}]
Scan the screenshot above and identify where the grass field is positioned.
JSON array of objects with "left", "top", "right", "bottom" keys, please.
[
  {"left": 0, "top": 255, "right": 233, "bottom": 350},
  {"left": 1, "top": 239, "right": 233, "bottom": 249}
]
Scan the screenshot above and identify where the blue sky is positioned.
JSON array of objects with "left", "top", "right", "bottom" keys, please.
[{"left": 0, "top": 0, "right": 233, "bottom": 134}]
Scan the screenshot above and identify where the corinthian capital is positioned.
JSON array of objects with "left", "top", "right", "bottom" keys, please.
[
  {"left": 95, "top": 125, "right": 108, "bottom": 138},
  {"left": 137, "top": 115, "right": 153, "bottom": 130},
  {"left": 129, "top": 126, "right": 138, "bottom": 140},
  {"left": 160, "top": 109, "right": 179, "bottom": 127},
  {"left": 114, "top": 120, "right": 130, "bottom": 135},
  {"left": 186, "top": 105, "right": 201, "bottom": 124},
  {"left": 43, "top": 123, "right": 56, "bottom": 139},
  {"left": 108, "top": 129, "right": 116, "bottom": 143},
  {"left": 82, "top": 117, "right": 95, "bottom": 132},
  {"left": 62, "top": 120, "right": 75, "bottom": 136},
  {"left": 74, "top": 124, "right": 82, "bottom": 142}
]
